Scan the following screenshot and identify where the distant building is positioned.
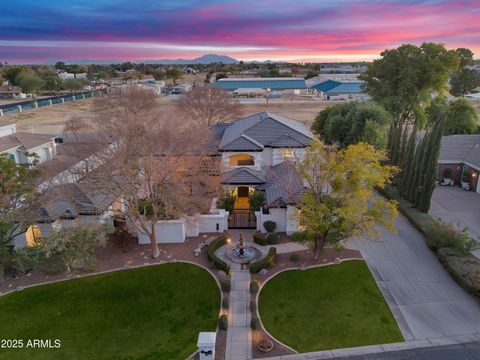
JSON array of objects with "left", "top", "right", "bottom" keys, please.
[
  {"left": 57, "top": 71, "right": 87, "bottom": 81},
  {"left": 0, "top": 85, "right": 26, "bottom": 99},
  {"left": 0, "top": 121, "right": 56, "bottom": 164},
  {"left": 211, "top": 77, "right": 307, "bottom": 95},
  {"left": 310, "top": 80, "right": 367, "bottom": 100}
]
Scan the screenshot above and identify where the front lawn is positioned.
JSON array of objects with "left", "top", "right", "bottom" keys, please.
[
  {"left": 259, "top": 260, "right": 403, "bottom": 352},
  {"left": 0, "top": 263, "right": 220, "bottom": 360}
]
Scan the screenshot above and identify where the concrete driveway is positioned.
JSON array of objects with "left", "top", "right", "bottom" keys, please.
[
  {"left": 430, "top": 186, "right": 480, "bottom": 258},
  {"left": 350, "top": 214, "right": 480, "bottom": 342}
]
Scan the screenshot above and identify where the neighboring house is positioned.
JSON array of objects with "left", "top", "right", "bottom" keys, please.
[
  {"left": 438, "top": 134, "right": 480, "bottom": 193},
  {"left": 0, "top": 85, "right": 26, "bottom": 99},
  {"left": 57, "top": 71, "right": 87, "bottom": 81},
  {"left": 215, "top": 111, "right": 315, "bottom": 234},
  {"left": 14, "top": 182, "right": 121, "bottom": 248},
  {"left": 138, "top": 79, "right": 165, "bottom": 96},
  {"left": 0, "top": 121, "right": 56, "bottom": 164},
  {"left": 211, "top": 77, "right": 307, "bottom": 95},
  {"left": 311, "top": 80, "right": 368, "bottom": 100}
]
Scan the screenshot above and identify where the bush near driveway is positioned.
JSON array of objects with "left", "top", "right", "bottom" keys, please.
[
  {"left": 437, "top": 248, "right": 480, "bottom": 296},
  {"left": 259, "top": 261, "right": 403, "bottom": 352},
  {"left": 378, "top": 186, "right": 480, "bottom": 297},
  {"left": 0, "top": 263, "right": 220, "bottom": 360}
]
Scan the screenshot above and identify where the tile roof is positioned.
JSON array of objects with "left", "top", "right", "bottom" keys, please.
[
  {"left": 220, "top": 167, "right": 265, "bottom": 185},
  {"left": 258, "top": 162, "right": 304, "bottom": 206},
  {"left": 439, "top": 135, "right": 480, "bottom": 169},
  {"left": 35, "top": 182, "right": 116, "bottom": 221},
  {"left": 0, "top": 132, "right": 54, "bottom": 152},
  {"left": 219, "top": 111, "right": 314, "bottom": 151},
  {"left": 211, "top": 77, "right": 307, "bottom": 91}
]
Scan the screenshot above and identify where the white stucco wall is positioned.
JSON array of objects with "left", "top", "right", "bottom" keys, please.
[
  {"left": 255, "top": 205, "right": 300, "bottom": 235},
  {"left": 0, "top": 123, "right": 16, "bottom": 137},
  {"left": 285, "top": 205, "right": 300, "bottom": 235},
  {"left": 272, "top": 148, "right": 305, "bottom": 166},
  {"left": 137, "top": 220, "right": 186, "bottom": 244}
]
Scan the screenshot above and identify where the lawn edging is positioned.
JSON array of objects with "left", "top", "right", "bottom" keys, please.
[
  {"left": 254, "top": 258, "right": 364, "bottom": 354},
  {"left": 377, "top": 186, "right": 480, "bottom": 297}
]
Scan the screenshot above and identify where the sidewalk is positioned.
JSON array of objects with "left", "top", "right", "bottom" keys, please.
[{"left": 226, "top": 267, "right": 252, "bottom": 360}]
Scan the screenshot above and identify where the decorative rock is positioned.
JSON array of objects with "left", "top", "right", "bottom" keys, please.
[
  {"left": 122, "top": 264, "right": 130, "bottom": 270},
  {"left": 334, "top": 257, "right": 341, "bottom": 264},
  {"left": 259, "top": 269, "right": 269, "bottom": 275}
]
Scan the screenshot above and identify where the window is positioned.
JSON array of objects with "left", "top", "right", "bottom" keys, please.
[
  {"left": 229, "top": 154, "right": 255, "bottom": 166},
  {"left": 282, "top": 149, "right": 294, "bottom": 158}
]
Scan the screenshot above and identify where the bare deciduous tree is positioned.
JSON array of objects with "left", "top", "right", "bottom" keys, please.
[
  {"left": 65, "top": 86, "right": 220, "bottom": 258},
  {"left": 178, "top": 86, "right": 241, "bottom": 127}
]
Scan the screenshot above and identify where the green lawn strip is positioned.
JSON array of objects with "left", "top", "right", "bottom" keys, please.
[
  {"left": 259, "top": 260, "right": 403, "bottom": 352},
  {"left": 0, "top": 263, "right": 220, "bottom": 360}
]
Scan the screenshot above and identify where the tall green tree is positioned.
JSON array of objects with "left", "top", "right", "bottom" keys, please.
[
  {"left": 296, "top": 141, "right": 398, "bottom": 259},
  {"left": 0, "top": 154, "right": 40, "bottom": 280},
  {"left": 17, "top": 73, "right": 45, "bottom": 99},
  {"left": 444, "top": 98, "right": 478, "bottom": 135},
  {"left": 450, "top": 48, "right": 480, "bottom": 97},
  {"left": 166, "top": 67, "right": 183, "bottom": 85},
  {"left": 4, "top": 66, "right": 27, "bottom": 85}
]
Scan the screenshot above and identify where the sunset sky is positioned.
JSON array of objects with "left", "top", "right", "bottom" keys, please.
[{"left": 1, "top": 0, "right": 479, "bottom": 64}]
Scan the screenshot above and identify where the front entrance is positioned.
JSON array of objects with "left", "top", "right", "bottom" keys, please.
[{"left": 229, "top": 209, "right": 256, "bottom": 229}]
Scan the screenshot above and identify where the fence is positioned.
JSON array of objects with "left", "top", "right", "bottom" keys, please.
[{"left": 0, "top": 89, "right": 107, "bottom": 116}]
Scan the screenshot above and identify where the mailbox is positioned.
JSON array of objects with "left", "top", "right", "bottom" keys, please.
[{"left": 197, "top": 332, "right": 216, "bottom": 360}]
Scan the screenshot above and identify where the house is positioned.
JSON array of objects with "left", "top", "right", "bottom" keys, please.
[
  {"left": 438, "top": 134, "right": 480, "bottom": 192},
  {"left": 138, "top": 79, "right": 165, "bottom": 96},
  {"left": 14, "top": 182, "right": 121, "bottom": 248},
  {"left": 310, "top": 80, "right": 368, "bottom": 100},
  {"left": 211, "top": 77, "right": 307, "bottom": 95},
  {"left": 0, "top": 121, "right": 57, "bottom": 164},
  {"left": 0, "top": 85, "right": 26, "bottom": 99},
  {"left": 214, "top": 111, "right": 315, "bottom": 234}
]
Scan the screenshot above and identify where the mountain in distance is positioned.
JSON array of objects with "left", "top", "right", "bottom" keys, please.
[{"left": 49, "top": 54, "right": 239, "bottom": 65}]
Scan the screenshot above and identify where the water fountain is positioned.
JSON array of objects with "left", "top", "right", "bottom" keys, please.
[{"left": 226, "top": 233, "right": 261, "bottom": 264}]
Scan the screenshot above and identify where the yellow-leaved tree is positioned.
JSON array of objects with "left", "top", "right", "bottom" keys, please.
[{"left": 296, "top": 140, "right": 399, "bottom": 259}]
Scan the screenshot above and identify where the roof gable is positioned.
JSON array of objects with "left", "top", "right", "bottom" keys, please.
[
  {"left": 221, "top": 134, "right": 264, "bottom": 151},
  {"left": 220, "top": 167, "right": 265, "bottom": 184}
]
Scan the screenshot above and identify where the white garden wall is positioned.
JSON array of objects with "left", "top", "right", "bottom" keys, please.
[
  {"left": 137, "top": 220, "right": 186, "bottom": 244},
  {"left": 255, "top": 205, "right": 299, "bottom": 235}
]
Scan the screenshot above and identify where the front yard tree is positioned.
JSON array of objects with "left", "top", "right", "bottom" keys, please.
[
  {"left": 444, "top": 98, "right": 478, "bottom": 135},
  {"left": 450, "top": 48, "right": 480, "bottom": 97},
  {"left": 166, "top": 67, "right": 182, "bottom": 85},
  {"left": 178, "top": 86, "right": 241, "bottom": 127},
  {"left": 0, "top": 154, "right": 40, "bottom": 279},
  {"left": 67, "top": 87, "right": 218, "bottom": 258},
  {"left": 296, "top": 141, "right": 398, "bottom": 259},
  {"left": 17, "top": 73, "right": 45, "bottom": 99}
]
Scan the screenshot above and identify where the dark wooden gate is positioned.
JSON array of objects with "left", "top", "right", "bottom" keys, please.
[{"left": 228, "top": 209, "right": 257, "bottom": 229}]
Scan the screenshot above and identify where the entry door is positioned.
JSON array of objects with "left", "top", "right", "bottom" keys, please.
[{"left": 238, "top": 186, "right": 249, "bottom": 198}]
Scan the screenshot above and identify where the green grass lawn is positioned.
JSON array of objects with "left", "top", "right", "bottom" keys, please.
[
  {"left": 0, "top": 263, "right": 220, "bottom": 360},
  {"left": 259, "top": 260, "right": 403, "bottom": 352}
]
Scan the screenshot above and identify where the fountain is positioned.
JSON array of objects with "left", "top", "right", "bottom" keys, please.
[{"left": 226, "top": 233, "right": 261, "bottom": 264}]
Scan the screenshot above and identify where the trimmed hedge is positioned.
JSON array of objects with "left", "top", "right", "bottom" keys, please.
[
  {"left": 207, "top": 235, "right": 231, "bottom": 274},
  {"left": 251, "top": 317, "right": 261, "bottom": 330},
  {"left": 263, "top": 220, "right": 277, "bottom": 233},
  {"left": 253, "top": 232, "right": 267, "bottom": 246},
  {"left": 377, "top": 185, "right": 480, "bottom": 297},
  {"left": 220, "top": 278, "right": 231, "bottom": 292},
  {"left": 218, "top": 314, "right": 228, "bottom": 331},
  {"left": 250, "top": 280, "right": 259, "bottom": 294},
  {"left": 250, "top": 247, "right": 277, "bottom": 274},
  {"left": 266, "top": 233, "right": 279, "bottom": 245},
  {"left": 437, "top": 248, "right": 480, "bottom": 296}
]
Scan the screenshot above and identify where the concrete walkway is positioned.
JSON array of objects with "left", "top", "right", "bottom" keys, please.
[{"left": 226, "top": 267, "right": 252, "bottom": 360}]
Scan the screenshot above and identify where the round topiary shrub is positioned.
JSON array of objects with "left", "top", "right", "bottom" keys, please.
[
  {"left": 218, "top": 314, "right": 228, "bottom": 331},
  {"left": 266, "top": 233, "right": 279, "bottom": 245},
  {"left": 253, "top": 232, "right": 267, "bottom": 246},
  {"left": 220, "top": 278, "right": 231, "bottom": 293},
  {"left": 289, "top": 253, "right": 300, "bottom": 263},
  {"left": 251, "top": 317, "right": 261, "bottom": 330},
  {"left": 222, "top": 297, "right": 229, "bottom": 310},
  {"left": 250, "top": 299, "right": 257, "bottom": 312},
  {"left": 263, "top": 221, "right": 277, "bottom": 233},
  {"left": 250, "top": 280, "right": 259, "bottom": 294}
]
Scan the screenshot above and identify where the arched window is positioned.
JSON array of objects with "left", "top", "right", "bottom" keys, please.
[{"left": 229, "top": 154, "right": 255, "bottom": 166}]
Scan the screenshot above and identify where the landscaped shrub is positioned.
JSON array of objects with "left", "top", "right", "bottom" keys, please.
[
  {"left": 289, "top": 253, "right": 300, "bottom": 263},
  {"left": 207, "top": 235, "right": 231, "bottom": 274},
  {"left": 218, "top": 314, "right": 228, "bottom": 331},
  {"left": 222, "top": 297, "right": 229, "bottom": 310},
  {"left": 251, "top": 317, "right": 261, "bottom": 330},
  {"left": 425, "top": 221, "right": 476, "bottom": 253},
  {"left": 216, "top": 192, "right": 235, "bottom": 213},
  {"left": 250, "top": 280, "right": 259, "bottom": 294},
  {"left": 249, "top": 190, "right": 266, "bottom": 211},
  {"left": 250, "top": 247, "right": 277, "bottom": 274},
  {"left": 253, "top": 232, "right": 267, "bottom": 246},
  {"left": 220, "top": 278, "right": 231, "bottom": 292},
  {"left": 437, "top": 247, "right": 480, "bottom": 296},
  {"left": 266, "top": 233, "right": 279, "bottom": 245},
  {"left": 263, "top": 221, "right": 277, "bottom": 233},
  {"left": 250, "top": 299, "right": 257, "bottom": 312}
]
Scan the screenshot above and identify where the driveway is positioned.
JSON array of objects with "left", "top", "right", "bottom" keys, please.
[
  {"left": 349, "top": 214, "right": 480, "bottom": 342},
  {"left": 429, "top": 186, "right": 480, "bottom": 258}
]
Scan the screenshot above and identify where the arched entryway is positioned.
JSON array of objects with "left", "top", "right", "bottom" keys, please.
[{"left": 228, "top": 186, "right": 257, "bottom": 229}]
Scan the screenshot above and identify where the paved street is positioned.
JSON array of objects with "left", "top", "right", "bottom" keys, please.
[
  {"left": 429, "top": 186, "right": 480, "bottom": 258},
  {"left": 335, "top": 342, "right": 480, "bottom": 360},
  {"left": 350, "top": 214, "right": 480, "bottom": 341}
]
